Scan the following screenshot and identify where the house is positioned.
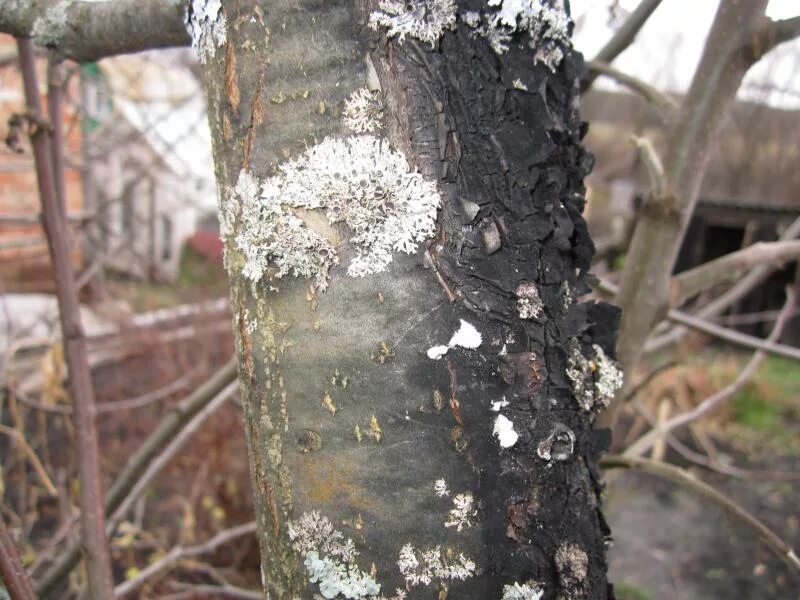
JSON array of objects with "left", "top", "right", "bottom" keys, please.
[
  {"left": 0, "top": 34, "right": 85, "bottom": 292},
  {"left": 581, "top": 89, "right": 800, "bottom": 339},
  {"left": 87, "top": 51, "right": 217, "bottom": 282},
  {"left": 0, "top": 39, "right": 216, "bottom": 289}
]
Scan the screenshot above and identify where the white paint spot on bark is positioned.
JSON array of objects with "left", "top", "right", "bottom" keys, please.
[
  {"left": 493, "top": 414, "right": 519, "bottom": 448},
  {"left": 427, "top": 320, "right": 483, "bottom": 359}
]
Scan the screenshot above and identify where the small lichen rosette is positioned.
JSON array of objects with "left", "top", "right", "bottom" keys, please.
[{"left": 256, "top": 135, "right": 440, "bottom": 285}]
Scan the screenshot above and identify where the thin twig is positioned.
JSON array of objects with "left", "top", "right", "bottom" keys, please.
[
  {"left": 629, "top": 398, "right": 800, "bottom": 482},
  {"left": 669, "top": 241, "right": 800, "bottom": 309},
  {"left": 625, "top": 288, "right": 795, "bottom": 457},
  {"left": 584, "top": 0, "right": 664, "bottom": 88},
  {"left": 16, "top": 37, "right": 114, "bottom": 597},
  {"left": 0, "top": 424, "right": 58, "bottom": 496},
  {"left": 631, "top": 135, "right": 667, "bottom": 197},
  {"left": 589, "top": 61, "right": 678, "bottom": 117},
  {"left": 163, "top": 582, "right": 264, "bottom": 600},
  {"left": 648, "top": 215, "right": 800, "bottom": 353},
  {"left": 0, "top": 518, "right": 36, "bottom": 600},
  {"left": 598, "top": 278, "right": 800, "bottom": 362},
  {"left": 36, "top": 357, "right": 238, "bottom": 597},
  {"left": 114, "top": 522, "right": 257, "bottom": 597},
  {"left": 106, "top": 380, "right": 239, "bottom": 534},
  {"left": 601, "top": 454, "right": 800, "bottom": 574}
]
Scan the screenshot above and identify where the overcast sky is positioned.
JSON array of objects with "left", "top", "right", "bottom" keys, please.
[{"left": 571, "top": 0, "right": 800, "bottom": 108}]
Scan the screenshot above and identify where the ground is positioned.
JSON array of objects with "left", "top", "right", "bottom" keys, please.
[{"left": 607, "top": 352, "right": 800, "bottom": 600}]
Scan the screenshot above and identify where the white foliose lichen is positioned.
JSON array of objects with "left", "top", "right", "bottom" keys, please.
[
  {"left": 343, "top": 88, "right": 384, "bottom": 134},
  {"left": 463, "top": 0, "right": 571, "bottom": 70},
  {"left": 501, "top": 580, "right": 545, "bottom": 600},
  {"left": 397, "top": 544, "right": 476, "bottom": 588},
  {"left": 232, "top": 135, "right": 440, "bottom": 290},
  {"left": 493, "top": 414, "right": 519, "bottom": 448},
  {"left": 565, "top": 339, "right": 624, "bottom": 412},
  {"left": 515, "top": 281, "right": 543, "bottom": 320},
  {"left": 229, "top": 170, "right": 338, "bottom": 290},
  {"left": 444, "top": 493, "right": 476, "bottom": 532},
  {"left": 186, "top": 0, "right": 227, "bottom": 64},
  {"left": 369, "top": 0, "right": 457, "bottom": 47},
  {"left": 288, "top": 511, "right": 381, "bottom": 599},
  {"left": 434, "top": 478, "right": 450, "bottom": 497},
  {"left": 427, "top": 320, "right": 483, "bottom": 360}
]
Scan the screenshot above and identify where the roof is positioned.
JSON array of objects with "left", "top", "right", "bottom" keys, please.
[{"left": 581, "top": 89, "right": 800, "bottom": 211}]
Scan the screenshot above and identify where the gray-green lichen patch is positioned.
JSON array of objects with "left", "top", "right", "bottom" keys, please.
[
  {"left": 288, "top": 511, "right": 381, "bottom": 599},
  {"left": 565, "top": 339, "right": 623, "bottom": 412},
  {"left": 229, "top": 136, "right": 440, "bottom": 290},
  {"left": 186, "top": 0, "right": 227, "bottom": 64},
  {"left": 463, "top": 0, "right": 571, "bottom": 70},
  {"left": 369, "top": 0, "right": 457, "bottom": 47},
  {"left": 31, "top": 0, "right": 70, "bottom": 48},
  {"left": 502, "top": 580, "right": 545, "bottom": 600}
]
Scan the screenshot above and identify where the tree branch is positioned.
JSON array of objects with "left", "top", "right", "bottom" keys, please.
[
  {"left": 114, "top": 522, "right": 257, "bottom": 598},
  {"left": 631, "top": 135, "right": 667, "bottom": 197},
  {"left": 0, "top": 424, "right": 58, "bottom": 496},
  {"left": 588, "top": 61, "right": 679, "bottom": 117},
  {"left": 669, "top": 240, "right": 800, "bottom": 309},
  {"left": 584, "top": 0, "right": 664, "bottom": 88},
  {"left": 17, "top": 36, "right": 115, "bottom": 598},
  {"left": 0, "top": 0, "right": 189, "bottom": 63},
  {"left": 758, "top": 15, "right": 800, "bottom": 56},
  {"left": 35, "top": 358, "right": 238, "bottom": 597},
  {"left": 0, "top": 518, "right": 36, "bottom": 600},
  {"left": 625, "top": 288, "right": 796, "bottom": 457},
  {"left": 648, "top": 215, "right": 800, "bottom": 353},
  {"left": 598, "top": 278, "right": 800, "bottom": 361},
  {"left": 601, "top": 455, "right": 800, "bottom": 574},
  {"left": 106, "top": 380, "right": 239, "bottom": 535}
]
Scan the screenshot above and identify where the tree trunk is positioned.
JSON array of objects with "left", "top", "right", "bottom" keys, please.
[{"left": 198, "top": 1, "right": 619, "bottom": 598}]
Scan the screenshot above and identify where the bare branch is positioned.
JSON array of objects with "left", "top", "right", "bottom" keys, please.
[
  {"left": 588, "top": 61, "right": 679, "bottom": 117},
  {"left": 649, "top": 215, "right": 800, "bottom": 353},
  {"left": 584, "top": 0, "right": 664, "bottom": 88},
  {"left": 163, "top": 583, "right": 264, "bottom": 600},
  {"left": 0, "top": 424, "right": 58, "bottom": 496},
  {"left": 17, "top": 37, "right": 114, "bottom": 598},
  {"left": 114, "top": 522, "right": 257, "bottom": 598},
  {"left": 601, "top": 455, "right": 800, "bottom": 574},
  {"left": 670, "top": 240, "right": 800, "bottom": 309},
  {"left": 0, "top": 0, "right": 189, "bottom": 63},
  {"left": 758, "top": 15, "right": 800, "bottom": 56},
  {"left": 106, "top": 380, "right": 239, "bottom": 534},
  {"left": 631, "top": 135, "right": 667, "bottom": 197},
  {"left": 0, "top": 518, "right": 36, "bottom": 600},
  {"left": 36, "top": 358, "right": 238, "bottom": 597},
  {"left": 625, "top": 288, "right": 795, "bottom": 457},
  {"left": 598, "top": 278, "right": 800, "bottom": 361}
]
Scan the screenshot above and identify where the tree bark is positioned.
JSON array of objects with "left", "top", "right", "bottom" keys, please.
[{"left": 200, "top": 1, "right": 618, "bottom": 598}]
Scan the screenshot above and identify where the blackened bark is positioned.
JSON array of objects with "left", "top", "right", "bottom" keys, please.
[{"left": 365, "top": 2, "right": 616, "bottom": 596}]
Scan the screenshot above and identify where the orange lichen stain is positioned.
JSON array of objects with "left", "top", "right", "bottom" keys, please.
[{"left": 294, "top": 454, "right": 374, "bottom": 510}]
